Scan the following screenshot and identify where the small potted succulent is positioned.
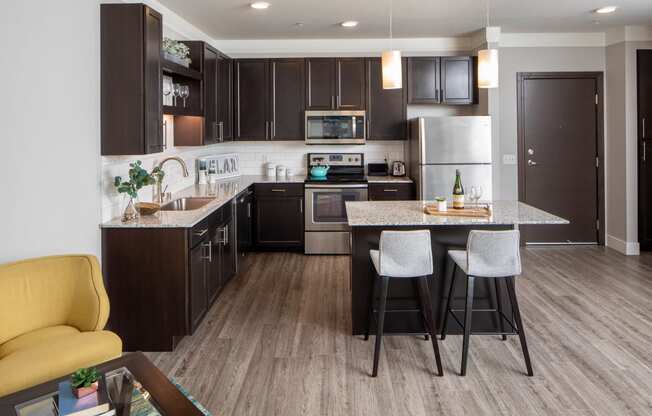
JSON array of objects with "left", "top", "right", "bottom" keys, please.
[
  {"left": 71, "top": 367, "right": 101, "bottom": 398},
  {"left": 435, "top": 196, "right": 447, "bottom": 212}
]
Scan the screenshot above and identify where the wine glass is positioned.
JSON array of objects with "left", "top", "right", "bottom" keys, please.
[
  {"left": 469, "top": 186, "right": 483, "bottom": 207},
  {"left": 172, "top": 83, "right": 180, "bottom": 107},
  {"left": 179, "top": 85, "right": 190, "bottom": 108},
  {"left": 162, "top": 80, "right": 172, "bottom": 105}
]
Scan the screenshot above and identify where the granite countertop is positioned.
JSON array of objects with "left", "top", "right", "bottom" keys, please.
[
  {"left": 101, "top": 175, "right": 305, "bottom": 228},
  {"left": 366, "top": 176, "right": 413, "bottom": 183},
  {"left": 345, "top": 200, "right": 569, "bottom": 227}
]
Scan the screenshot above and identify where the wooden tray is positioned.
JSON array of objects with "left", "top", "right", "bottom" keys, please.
[{"left": 424, "top": 204, "right": 492, "bottom": 218}]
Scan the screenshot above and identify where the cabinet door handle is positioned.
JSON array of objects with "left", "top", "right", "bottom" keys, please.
[
  {"left": 224, "top": 224, "right": 229, "bottom": 245},
  {"left": 644, "top": 141, "right": 647, "bottom": 162},
  {"left": 194, "top": 228, "right": 208, "bottom": 237},
  {"left": 299, "top": 198, "right": 303, "bottom": 213},
  {"left": 162, "top": 119, "right": 167, "bottom": 149},
  {"left": 201, "top": 240, "right": 212, "bottom": 262},
  {"left": 247, "top": 202, "right": 251, "bottom": 218},
  {"left": 218, "top": 226, "right": 228, "bottom": 244},
  {"left": 643, "top": 117, "right": 647, "bottom": 139},
  {"left": 271, "top": 189, "right": 286, "bottom": 192},
  {"left": 331, "top": 95, "right": 335, "bottom": 109},
  {"left": 384, "top": 189, "right": 398, "bottom": 192}
]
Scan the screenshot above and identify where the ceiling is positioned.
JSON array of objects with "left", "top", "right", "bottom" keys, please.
[{"left": 157, "top": 0, "right": 652, "bottom": 40}]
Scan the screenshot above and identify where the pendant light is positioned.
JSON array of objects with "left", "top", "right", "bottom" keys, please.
[
  {"left": 478, "top": 0, "right": 499, "bottom": 88},
  {"left": 381, "top": 0, "right": 402, "bottom": 89}
]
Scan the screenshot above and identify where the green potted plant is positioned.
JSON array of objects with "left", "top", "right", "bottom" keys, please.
[
  {"left": 114, "top": 161, "right": 164, "bottom": 222},
  {"left": 71, "top": 367, "right": 101, "bottom": 398}
]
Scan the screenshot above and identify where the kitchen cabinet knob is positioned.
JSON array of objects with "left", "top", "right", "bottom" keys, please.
[
  {"left": 527, "top": 159, "right": 538, "bottom": 167},
  {"left": 527, "top": 148, "right": 534, "bottom": 155}
]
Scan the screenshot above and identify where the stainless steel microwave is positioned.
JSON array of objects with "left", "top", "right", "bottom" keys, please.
[{"left": 305, "top": 111, "right": 366, "bottom": 145}]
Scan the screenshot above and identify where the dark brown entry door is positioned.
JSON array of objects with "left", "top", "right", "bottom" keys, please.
[
  {"left": 518, "top": 73, "right": 602, "bottom": 244},
  {"left": 639, "top": 50, "right": 652, "bottom": 250}
]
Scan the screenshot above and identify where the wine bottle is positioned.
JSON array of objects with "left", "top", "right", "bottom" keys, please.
[{"left": 452, "top": 169, "right": 465, "bottom": 209}]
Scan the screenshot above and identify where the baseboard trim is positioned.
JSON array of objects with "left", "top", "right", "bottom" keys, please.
[{"left": 606, "top": 235, "right": 640, "bottom": 255}]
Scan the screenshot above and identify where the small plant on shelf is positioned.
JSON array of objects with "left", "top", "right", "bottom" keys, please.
[
  {"left": 162, "top": 38, "right": 191, "bottom": 67},
  {"left": 71, "top": 367, "right": 100, "bottom": 398}
]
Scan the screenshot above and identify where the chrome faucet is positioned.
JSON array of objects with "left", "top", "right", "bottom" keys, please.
[{"left": 154, "top": 156, "right": 190, "bottom": 203}]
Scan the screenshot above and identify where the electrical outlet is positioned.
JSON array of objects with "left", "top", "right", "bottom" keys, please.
[{"left": 502, "top": 154, "right": 517, "bottom": 165}]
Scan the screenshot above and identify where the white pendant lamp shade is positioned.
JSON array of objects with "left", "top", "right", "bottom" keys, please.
[
  {"left": 478, "top": 48, "right": 499, "bottom": 88},
  {"left": 382, "top": 50, "right": 402, "bottom": 89}
]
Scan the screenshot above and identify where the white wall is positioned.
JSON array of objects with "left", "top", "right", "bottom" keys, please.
[{"left": 0, "top": 1, "right": 102, "bottom": 263}]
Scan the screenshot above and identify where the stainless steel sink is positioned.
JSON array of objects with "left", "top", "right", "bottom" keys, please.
[{"left": 160, "top": 197, "right": 214, "bottom": 211}]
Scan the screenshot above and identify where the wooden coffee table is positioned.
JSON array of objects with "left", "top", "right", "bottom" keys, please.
[{"left": 0, "top": 352, "right": 206, "bottom": 415}]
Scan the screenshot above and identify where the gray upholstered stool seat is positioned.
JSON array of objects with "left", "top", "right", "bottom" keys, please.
[
  {"left": 366, "top": 230, "right": 443, "bottom": 377},
  {"left": 442, "top": 230, "right": 533, "bottom": 377}
]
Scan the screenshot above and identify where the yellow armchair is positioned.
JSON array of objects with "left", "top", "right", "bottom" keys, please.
[{"left": 0, "top": 255, "right": 122, "bottom": 397}]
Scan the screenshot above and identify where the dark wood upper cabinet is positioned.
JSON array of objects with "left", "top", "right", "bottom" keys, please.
[
  {"left": 101, "top": 3, "right": 163, "bottom": 155},
  {"left": 305, "top": 58, "right": 336, "bottom": 109},
  {"left": 270, "top": 59, "right": 305, "bottom": 140},
  {"left": 234, "top": 59, "right": 269, "bottom": 141},
  {"left": 407, "top": 57, "right": 440, "bottom": 104},
  {"left": 336, "top": 58, "right": 366, "bottom": 109},
  {"left": 408, "top": 56, "right": 476, "bottom": 105},
  {"left": 218, "top": 54, "right": 234, "bottom": 141},
  {"left": 366, "top": 58, "right": 407, "bottom": 140},
  {"left": 440, "top": 56, "right": 476, "bottom": 104},
  {"left": 203, "top": 45, "right": 219, "bottom": 145},
  {"left": 174, "top": 42, "right": 232, "bottom": 146},
  {"left": 305, "top": 58, "right": 365, "bottom": 110}
]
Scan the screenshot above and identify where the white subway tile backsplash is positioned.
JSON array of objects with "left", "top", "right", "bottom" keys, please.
[{"left": 101, "top": 139, "right": 404, "bottom": 222}]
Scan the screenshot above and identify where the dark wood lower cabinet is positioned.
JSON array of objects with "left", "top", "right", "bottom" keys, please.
[
  {"left": 368, "top": 182, "right": 415, "bottom": 201},
  {"left": 102, "top": 200, "right": 239, "bottom": 352},
  {"left": 254, "top": 184, "right": 304, "bottom": 250}
]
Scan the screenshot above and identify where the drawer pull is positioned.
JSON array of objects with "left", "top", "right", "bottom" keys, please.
[
  {"left": 383, "top": 189, "right": 398, "bottom": 192},
  {"left": 201, "top": 240, "right": 212, "bottom": 262},
  {"left": 194, "top": 228, "right": 208, "bottom": 237},
  {"left": 271, "top": 189, "right": 286, "bottom": 192}
]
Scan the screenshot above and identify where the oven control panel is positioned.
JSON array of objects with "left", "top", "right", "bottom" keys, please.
[{"left": 308, "top": 153, "right": 364, "bottom": 167}]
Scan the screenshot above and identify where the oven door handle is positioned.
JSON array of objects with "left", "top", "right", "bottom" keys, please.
[{"left": 305, "top": 184, "right": 369, "bottom": 189}]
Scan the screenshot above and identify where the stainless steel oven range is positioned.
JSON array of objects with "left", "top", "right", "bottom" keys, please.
[{"left": 304, "top": 153, "right": 368, "bottom": 254}]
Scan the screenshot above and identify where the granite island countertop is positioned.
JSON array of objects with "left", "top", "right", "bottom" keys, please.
[
  {"left": 345, "top": 200, "right": 569, "bottom": 227},
  {"left": 101, "top": 175, "right": 305, "bottom": 228}
]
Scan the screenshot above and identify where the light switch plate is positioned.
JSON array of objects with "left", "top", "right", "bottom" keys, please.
[{"left": 503, "top": 154, "right": 517, "bottom": 165}]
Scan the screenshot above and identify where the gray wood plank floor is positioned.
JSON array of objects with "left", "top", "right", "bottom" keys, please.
[{"left": 146, "top": 247, "right": 652, "bottom": 416}]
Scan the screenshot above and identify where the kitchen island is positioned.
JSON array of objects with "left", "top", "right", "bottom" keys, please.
[{"left": 345, "top": 200, "right": 568, "bottom": 336}]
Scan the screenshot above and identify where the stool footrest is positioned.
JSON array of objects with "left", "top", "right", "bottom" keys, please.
[{"left": 446, "top": 309, "right": 518, "bottom": 333}]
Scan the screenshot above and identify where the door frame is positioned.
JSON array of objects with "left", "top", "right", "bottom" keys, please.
[{"left": 516, "top": 71, "right": 605, "bottom": 244}]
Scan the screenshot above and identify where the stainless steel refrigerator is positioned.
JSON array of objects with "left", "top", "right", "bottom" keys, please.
[{"left": 408, "top": 116, "right": 492, "bottom": 201}]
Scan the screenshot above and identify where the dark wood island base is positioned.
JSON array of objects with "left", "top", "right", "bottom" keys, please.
[{"left": 350, "top": 224, "right": 515, "bottom": 336}]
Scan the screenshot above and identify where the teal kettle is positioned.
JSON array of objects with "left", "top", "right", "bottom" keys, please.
[{"left": 310, "top": 165, "right": 329, "bottom": 178}]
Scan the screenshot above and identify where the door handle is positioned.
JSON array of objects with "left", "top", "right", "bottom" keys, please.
[
  {"left": 271, "top": 189, "right": 286, "bottom": 192},
  {"left": 299, "top": 198, "right": 303, "bottom": 213},
  {"left": 247, "top": 202, "right": 251, "bottom": 218},
  {"left": 194, "top": 228, "right": 208, "bottom": 237},
  {"left": 383, "top": 189, "right": 398, "bottom": 192},
  {"left": 643, "top": 117, "right": 647, "bottom": 139},
  {"left": 527, "top": 159, "right": 538, "bottom": 167}
]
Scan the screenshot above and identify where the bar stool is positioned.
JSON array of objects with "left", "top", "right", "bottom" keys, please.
[
  {"left": 365, "top": 230, "right": 444, "bottom": 377},
  {"left": 441, "top": 230, "right": 533, "bottom": 376}
]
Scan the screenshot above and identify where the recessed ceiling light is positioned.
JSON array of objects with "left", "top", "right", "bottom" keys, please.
[
  {"left": 595, "top": 6, "right": 617, "bottom": 14},
  {"left": 341, "top": 21, "right": 359, "bottom": 28},
  {"left": 250, "top": 2, "right": 270, "bottom": 10}
]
